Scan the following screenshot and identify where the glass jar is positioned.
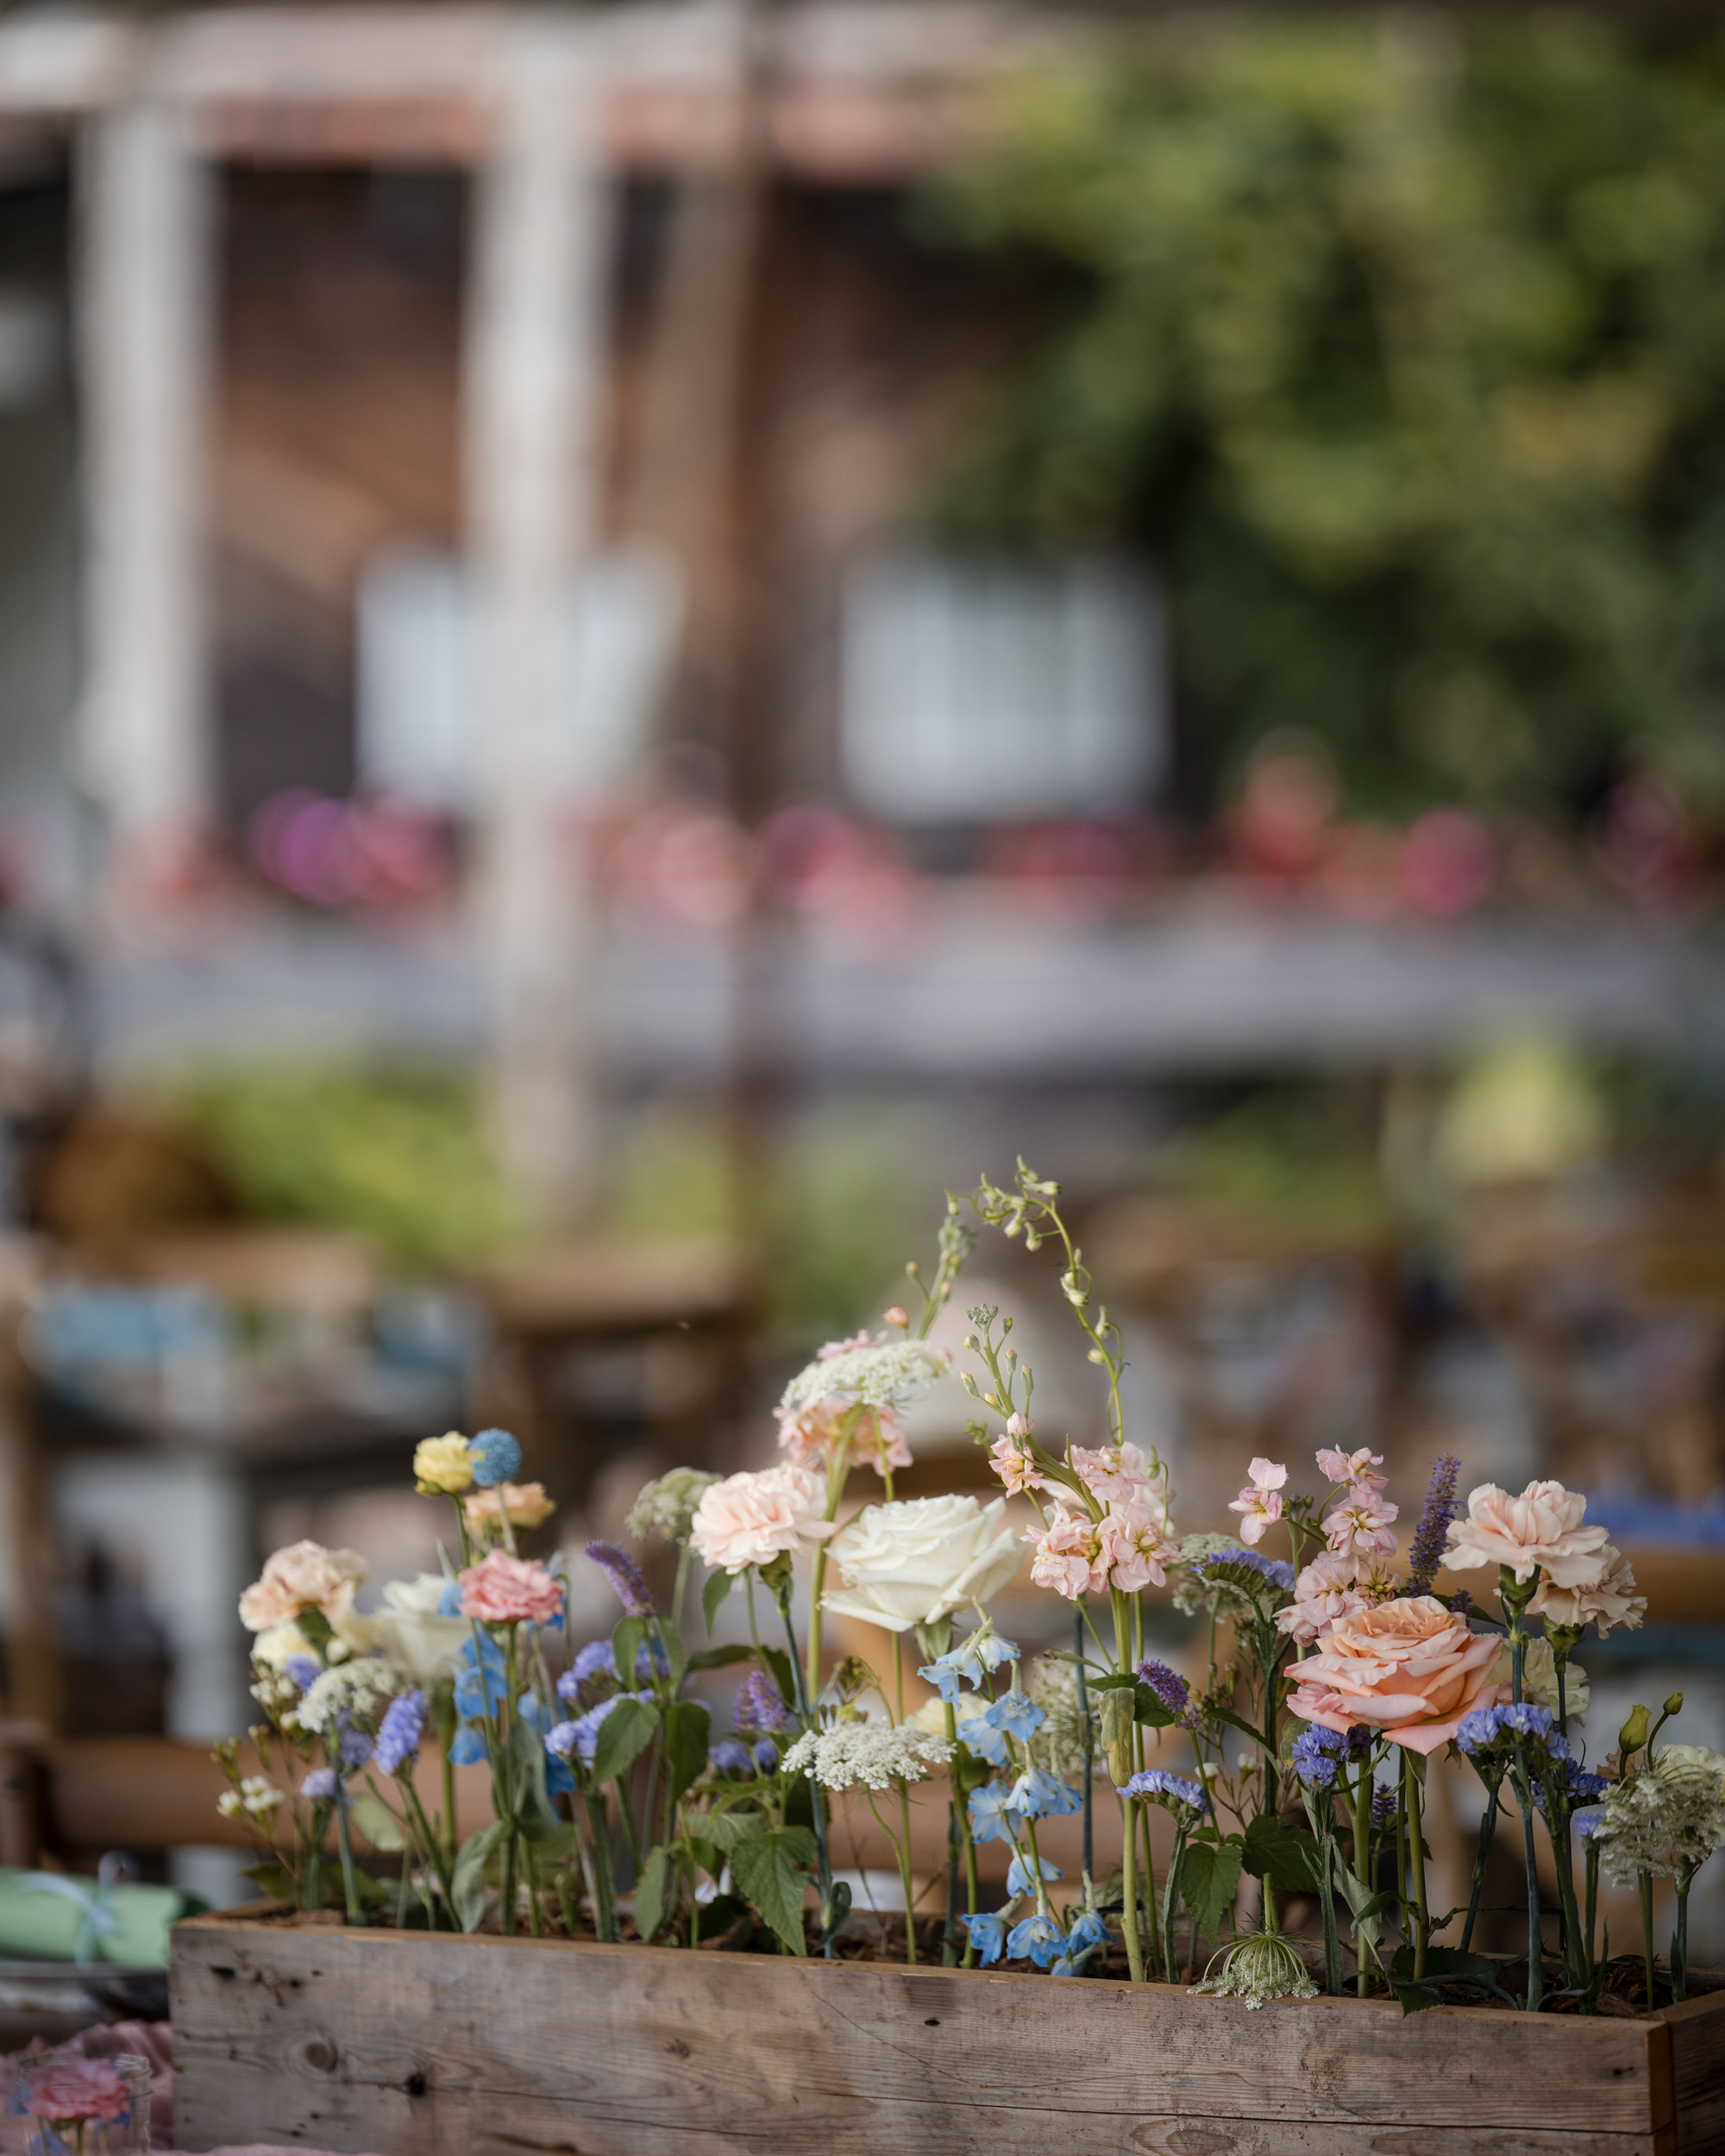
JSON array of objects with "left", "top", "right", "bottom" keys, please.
[{"left": 15, "top": 2049, "right": 152, "bottom": 2153}]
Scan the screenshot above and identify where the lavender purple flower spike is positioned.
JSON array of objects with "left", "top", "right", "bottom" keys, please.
[
  {"left": 586, "top": 1539, "right": 655, "bottom": 1618},
  {"left": 1407, "top": 1452, "right": 1461, "bottom": 1595}
]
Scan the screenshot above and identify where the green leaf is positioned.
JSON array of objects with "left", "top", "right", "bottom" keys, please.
[
  {"left": 504, "top": 1708, "right": 561, "bottom": 1842},
  {"left": 241, "top": 1862, "right": 298, "bottom": 1903},
  {"left": 699, "top": 1808, "right": 770, "bottom": 1853},
  {"left": 1241, "top": 1814, "right": 1323, "bottom": 1893},
  {"left": 635, "top": 1846, "right": 674, "bottom": 1942},
  {"left": 612, "top": 1616, "right": 646, "bottom": 1689},
  {"left": 659, "top": 1620, "right": 688, "bottom": 1695},
  {"left": 761, "top": 1646, "right": 798, "bottom": 1718},
  {"left": 1180, "top": 1841, "right": 1244, "bottom": 1941},
  {"left": 1207, "top": 1703, "right": 1268, "bottom": 1748},
  {"left": 702, "top": 1567, "right": 734, "bottom": 1633},
  {"left": 451, "top": 1823, "right": 506, "bottom": 1933},
  {"left": 687, "top": 1644, "right": 755, "bottom": 1673},
  {"left": 695, "top": 1893, "right": 749, "bottom": 1934},
  {"left": 1389, "top": 1944, "right": 1506, "bottom": 2016},
  {"left": 663, "top": 1700, "right": 712, "bottom": 1808},
  {"left": 346, "top": 1792, "right": 406, "bottom": 1854},
  {"left": 590, "top": 1698, "right": 660, "bottom": 1788},
  {"left": 731, "top": 1827, "right": 812, "bottom": 1956}
]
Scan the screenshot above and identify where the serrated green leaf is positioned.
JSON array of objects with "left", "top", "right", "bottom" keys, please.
[
  {"left": 699, "top": 1808, "right": 770, "bottom": 1853},
  {"left": 1207, "top": 1703, "right": 1267, "bottom": 1747},
  {"left": 591, "top": 1697, "right": 660, "bottom": 1788},
  {"left": 1241, "top": 1814, "right": 1323, "bottom": 1892},
  {"left": 687, "top": 1644, "right": 755, "bottom": 1672},
  {"left": 702, "top": 1567, "right": 734, "bottom": 1633},
  {"left": 1180, "top": 1840, "right": 1244, "bottom": 1941},
  {"left": 635, "top": 1846, "right": 673, "bottom": 1942},
  {"left": 451, "top": 1823, "right": 506, "bottom": 1933},
  {"left": 731, "top": 1827, "right": 812, "bottom": 1956},
  {"left": 663, "top": 1699, "right": 712, "bottom": 1808}
]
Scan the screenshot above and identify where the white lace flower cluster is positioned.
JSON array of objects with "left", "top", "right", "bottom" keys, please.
[
  {"left": 781, "top": 1720, "right": 952, "bottom": 1791},
  {"left": 779, "top": 1340, "right": 950, "bottom": 1415},
  {"left": 295, "top": 1658, "right": 410, "bottom": 1734},
  {"left": 1027, "top": 1652, "right": 1099, "bottom": 1783},
  {"left": 1596, "top": 1745, "right": 1725, "bottom": 1887},
  {"left": 217, "top": 1775, "right": 284, "bottom": 1821}
]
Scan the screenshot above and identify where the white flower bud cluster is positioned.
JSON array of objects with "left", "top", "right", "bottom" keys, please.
[
  {"left": 218, "top": 1775, "right": 285, "bottom": 1821},
  {"left": 781, "top": 1720, "right": 952, "bottom": 1792},
  {"left": 626, "top": 1467, "right": 722, "bottom": 1545},
  {"left": 296, "top": 1657, "right": 410, "bottom": 1733},
  {"left": 1596, "top": 1745, "right": 1725, "bottom": 1887},
  {"left": 779, "top": 1340, "right": 950, "bottom": 1415}
]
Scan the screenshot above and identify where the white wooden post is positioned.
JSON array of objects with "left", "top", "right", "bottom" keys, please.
[
  {"left": 76, "top": 53, "right": 213, "bottom": 881},
  {"left": 466, "top": 15, "right": 611, "bottom": 1220}
]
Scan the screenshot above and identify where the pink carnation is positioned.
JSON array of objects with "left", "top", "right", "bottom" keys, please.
[
  {"left": 457, "top": 1549, "right": 564, "bottom": 1626},
  {"left": 1227, "top": 1457, "right": 1287, "bottom": 1545},
  {"left": 1445, "top": 1479, "right": 1611, "bottom": 1588},
  {"left": 1275, "top": 1550, "right": 1370, "bottom": 1644},
  {"left": 24, "top": 2056, "right": 130, "bottom": 2125},
  {"left": 689, "top": 1463, "right": 837, "bottom": 1575},
  {"left": 1025, "top": 1505, "right": 1106, "bottom": 1601},
  {"left": 239, "top": 1539, "right": 367, "bottom": 1632},
  {"left": 1070, "top": 1440, "right": 1153, "bottom": 1507},
  {"left": 1097, "top": 1502, "right": 1176, "bottom": 1592}
]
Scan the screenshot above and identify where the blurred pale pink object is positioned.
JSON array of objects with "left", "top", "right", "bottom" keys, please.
[
  {"left": 1400, "top": 809, "right": 1493, "bottom": 916},
  {"left": 757, "top": 804, "right": 918, "bottom": 955},
  {"left": 1597, "top": 777, "right": 1695, "bottom": 906},
  {"left": 21, "top": 2054, "right": 129, "bottom": 2122},
  {"left": 248, "top": 789, "right": 451, "bottom": 910},
  {"left": 605, "top": 801, "right": 754, "bottom": 931}
]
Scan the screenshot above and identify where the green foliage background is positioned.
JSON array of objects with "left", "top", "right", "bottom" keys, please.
[{"left": 931, "top": 16, "right": 1725, "bottom": 817}]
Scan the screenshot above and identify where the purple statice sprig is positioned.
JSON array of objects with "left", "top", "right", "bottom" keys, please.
[
  {"left": 1407, "top": 1453, "right": 1461, "bottom": 1597},
  {"left": 1291, "top": 1724, "right": 1345, "bottom": 1790},
  {"left": 1137, "top": 1659, "right": 1195, "bottom": 1727},
  {"left": 585, "top": 1539, "right": 655, "bottom": 1619}
]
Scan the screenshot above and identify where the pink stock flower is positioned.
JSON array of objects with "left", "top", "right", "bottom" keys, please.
[
  {"left": 1026, "top": 1506, "right": 1107, "bottom": 1600},
  {"left": 457, "top": 1549, "right": 564, "bottom": 1626},
  {"left": 23, "top": 2056, "right": 130, "bottom": 2124},
  {"left": 1315, "top": 1446, "right": 1387, "bottom": 1493},
  {"left": 1070, "top": 1440, "right": 1153, "bottom": 1507},
  {"left": 989, "top": 1432, "right": 1044, "bottom": 1495},
  {"left": 1097, "top": 1503, "right": 1176, "bottom": 1592},
  {"left": 1445, "top": 1480, "right": 1612, "bottom": 1588},
  {"left": 775, "top": 1395, "right": 910, "bottom": 1480},
  {"left": 1322, "top": 1491, "right": 1400, "bottom": 1557},
  {"left": 1227, "top": 1457, "right": 1287, "bottom": 1545},
  {"left": 1275, "top": 1550, "right": 1371, "bottom": 1645},
  {"left": 882, "top": 1306, "right": 911, "bottom": 1329},
  {"left": 1285, "top": 1595, "right": 1507, "bottom": 1756}
]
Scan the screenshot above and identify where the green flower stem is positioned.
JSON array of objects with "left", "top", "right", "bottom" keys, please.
[
  {"left": 1402, "top": 1747, "right": 1428, "bottom": 1979},
  {"left": 1075, "top": 1605, "right": 1095, "bottom": 1880},
  {"left": 499, "top": 1827, "right": 518, "bottom": 1938},
  {"left": 1460, "top": 1780, "right": 1499, "bottom": 1954},
  {"left": 1518, "top": 1783, "right": 1543, "bottom": 2010},
  {"left": 403, "top": 1777, "right": 456, "bottom": 1915},
  {"left": 442, "top": 1741, "right": 458, "bottom": 1873},
  {"left": 1140, "top": 1799, "right": 1162, "bottom": 1972},
  {"left": 865, "top": 1789, "right": 919, "bottom": 1964},
  {"left": 1316, "top": 1816, "right": 1341, "bottom": 1996},
  {"left": 1120, "top": 1794, "right": 1146, "bottom": 1984},
  {"left": 585, "top": 1789, "right": 619, "bottom": 1941},
  {"left": 1352, "top": 1757, "right": 1373, "bottom": 1996},
  {"left": 1161, "top": 1821, "right": 1189, "bottom": 1984},
  {"left": 333, "top": 1782, "right": 368, "bottom": 1928},
  {"left": 1552, "top": 1803, "right": 1587, "bottom": 1992},
  {"left": 1584, "top": 1839, "right": 1599, "bottom": 1975},
  {"left": 1675, "top": 1864, "right": 1694, "bottom": 2003},
  {"left": 778, "top": 1582, "right": 837, "bottom": 1957},
  {"left": 804, "top": 1415, "right": 860, "bottom": 1704},
  {"left": 944, "top": 1700, "right": 980, "bottom": 1966},
  {"left": 1640, "top": 1870, "right": 1657, "bottom": 2009}
]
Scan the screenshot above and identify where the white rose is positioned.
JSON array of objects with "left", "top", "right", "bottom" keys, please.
[
  {"left": 1492, "top": 1636, "right": 1590, "bottom": 1721},
  {"left": 375, "top": 1573, "right": 467, "bottom": 1683},
  {"left": 821, "top": 1495, "right": 1022, "bottom": 1634}
]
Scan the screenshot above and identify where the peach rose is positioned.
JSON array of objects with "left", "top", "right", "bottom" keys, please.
[
  {"left": 23, "top": 2056, "right": 129, "bottom": 2124},
  {"left": 1445, "top": 1480, "right": 1611, "bottom": 1588},
  {"left": 463, "top": 1481, "right": 557, "bottom": 1532},
  {"left": 1284, "top": 1595, "right": 1507, "bottom": 1755},
  {"left": 688, "top": 1463, "right": 837, "bottom": 1575},
  {"left": 457, "top": 1548, "right": 563, "bottom": 1626},
  {"left": 239, "top": 1541, "right": 367, "bottom": 1633}
]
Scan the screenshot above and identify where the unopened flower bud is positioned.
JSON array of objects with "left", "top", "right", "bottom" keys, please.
[
  {"left": 883, "top": 1306, "right": 910, "bottom": 1330},
  {"left": 1665, "top": 1691, "right": 1685, "bottom": 1718},
  {"left": 1619, "top": 1704, "right": 1650, "bottom": 1758},
  {"left": 1006, "top": 1413, "right": 1032, "bottom": 1438}
]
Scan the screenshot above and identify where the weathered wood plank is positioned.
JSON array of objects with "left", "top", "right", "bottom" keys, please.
[
  {"left": 1665, "top": 1990, "right": 1725, "bottom": 2155},
  {"left": 170, "top": 1914, "right": 1702, "bottom": 2156}
]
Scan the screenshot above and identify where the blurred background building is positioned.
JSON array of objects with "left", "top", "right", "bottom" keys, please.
[{"left": 0, "top": 0, "right": 1722, "bottom": 1954}]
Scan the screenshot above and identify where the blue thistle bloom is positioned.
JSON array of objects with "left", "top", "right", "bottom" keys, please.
[
  {"left": 1117, "top": 1767, "right": 1208, "bottom": 1814},
  {"left": 300, "top": 1768, "right": 338, "bottom": 1801},
  {"left": 585, "top": 1540, "right": 654, "bottom": 1618},
  {"left": 283, "top": 1655, "right": 322, "bottom": 1692},
  {"left": 709, "top": 1739, "right": 755, "bottom": 1778},
  {"left": 968, "top": 1782, "right": 1019, "bottom": 1845},
  {"left": 962, "top": 1910, "right": 1007, "bottom": 1965},
  {"left": 1407, "top": 1454, "right": 1461, "bottom": 1596},
  {"left": 1006, "top": 1910, "right": 1067, "bottom": 1968},
  {"left": 1009, "top": 1767, "right": 1082, "bottom": 1820},
  {"left": 1007, "top": 1852, "right": 1062, "bottom": 1896},
  {"left": 374, "top": 1689, "right": 426, "bottom": 1776},
  {"left": 1137, "top": 1659, "right": 1193, "bottom": 1726},
  {"left": 468, "top": 1427, "right": 524, "bottom": 1489}
]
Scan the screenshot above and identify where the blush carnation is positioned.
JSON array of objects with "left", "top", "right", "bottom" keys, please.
[
  {"left": 1445, "top": 1480, "right": 1612, "bottom": 1588},
  {"left": 239, "top": 1540, "right": 368, "bottom": 1632},
  {"left": 1284, "top": 1595, "right": 1506, "bottom": 1755},
  {"left": 1528, "top": 1545, "right": 1647, "bottom": 1636},
  {"left": 23, "top": 2056, "right": 130, "bottom": 2125},
  {"left": 689, "top": 1463, "right": 836, "bottom": 1575},
  {"left": 458, "top": 1549, "right": 564, "bottom": 1626}
]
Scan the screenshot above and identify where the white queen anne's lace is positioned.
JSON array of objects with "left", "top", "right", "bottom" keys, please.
[
  {"left": 779, "top": 1341, "right": 950, "bottom": 1416},
  {"left": 1596, "top": 1746, "right": 1725, "bottom": 1886},
  {"left": 296, "top": 1658, "right": 410, "bottom": 1733},
  {"left": 781, "top": 1720, "right": 952, "bottom": 1791}
]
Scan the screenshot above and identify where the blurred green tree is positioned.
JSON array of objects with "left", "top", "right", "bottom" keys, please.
[{"left": 932, "top": 17, "right": 1725, "bottom": 818}]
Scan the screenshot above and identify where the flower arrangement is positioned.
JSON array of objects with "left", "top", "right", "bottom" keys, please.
[{"left": 214, "top": 1164, "right": 1725, "bottom": 2009}]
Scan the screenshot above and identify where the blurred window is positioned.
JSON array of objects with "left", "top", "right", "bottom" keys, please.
[
  {"left": 840, "top": 552, "right": 1166, "bottom": 822},
  {"left": 355, "top": 543, "right": 681, "bottom": 811}
]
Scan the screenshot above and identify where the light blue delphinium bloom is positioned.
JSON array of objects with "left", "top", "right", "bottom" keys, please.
[
  {"left": 963, "top": 1716, "right": 1014, "bottom": 1769},
  {"left": 1007, "top": 1852, "right": 1062, "bottom": 1897},
  {"left": 920, "top": 1624, "right": 1020, "bottom": 1701},
  {"left": 1065, "top": 1908, "right": 1110, "bottom": 1953},
  {"left": 449, "top": 1719, "right": 488, "bottom": 1766},
  {"left": 968, "top": 1781, "right": 1019, "bottom": 1845},
  {"left": 962, "top": 1910, "right": 1008, "bottom": 1965},
  {"left": 1006, "top": 1911, "right": 1067, "bottom": 1968},
  {"left": 468, "top": 1427, "right": 524, "bottom": 1489},
  {"left": 436, "top": 1578, "right": 464, "bottom": 1617},
  {"left": 986, "top": 1693, "right": 1045, "bottom": 1743},
  {"left": 1009, "top": 1767, "right": 1082, "bottom": 1820},
  {"left": 455, "top": 1633, "right": 511, "bottom": 1719}
]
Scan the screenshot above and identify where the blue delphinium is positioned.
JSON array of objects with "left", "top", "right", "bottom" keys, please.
[
  {"left": 919, "top": 1625, "right": 1019, "bottom": 1702},
  {"left": 1007, "top": 1910, "right": 1067, "bottom": 1968},
  {"left": 455, "top": 1633, "right": 511, "bottom": 1720},
  {"left": 987, "top": 1693, "right": 1044, "bottom": 1742},
  {"left": 468, "top": 1427, "right": 524, "bottom": 1489},
  {"left": 449, "top": 1720, "right": 488, "bottom": 1766},
  {"left": 968, "top": 1782, "right": 1018, "bottom": 1845},
  {"left": 1007, "top": 1852, "right": 1062, "bottom": 1897},
  {"left": 961, "top": 1910, "right": 1007, "bottom": 1965},
  {"left": 1117, "top": 1766, "right": 1208, "bottom": 1815},
  {"left": 436, "top": 1578, "right": 463, "bottom": 1617},
  {"left": 374, "top": 1689, "right": 426, "bottom": 1776},
  {"left": 1010, "top": 1767, "right": 1082, "bottom": 1820}
]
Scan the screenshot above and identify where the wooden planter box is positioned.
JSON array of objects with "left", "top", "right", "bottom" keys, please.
[{"left": 172, "top": 1908, "right": 1725, "bottom": 2156}]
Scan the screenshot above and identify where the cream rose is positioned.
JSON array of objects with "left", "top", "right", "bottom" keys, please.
[
  {"left": 1285, "top": 1595, "right": 1507, "bottom": 1755},
  {"left": 375, "top": 1573, "right": 468, "bottom": 1683},
  {"left": 239, "top": 1541, "right": 368, "bottom": 1633},
  {"left": 821, "top": 1494, "right": 1021, "bottom": 1633},
  {"left": 1494, "top": 1636, "right": 1590, "bottom": 1721},
  {"left": 1445, "top": 1480, "right": 1611, "bottom": 1588},
  {"left": 689, "top": 1464, "right": 837, "bottom": 1576}
]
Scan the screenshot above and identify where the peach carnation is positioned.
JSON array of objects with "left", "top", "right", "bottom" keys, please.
[
  {"left": 23, "top": 2055, "right": 130, "bottom": 2124},
  {"left": 775, "top": 1395, "right": 911, "bottom": 1479},
  {"left": 457, "top": 1548, "right": 563, "bottom": 1626},
  {"left": 1528, "top": 1545, "right": 1647, "bottom": 1636},
  {"left": 239, "top": 1540, "right": 367, "bottom": 1633},
  {"left": 688, "top": 1463, "right": 837, "bottom": 1575},
  {"left": 1284, "top": 1595, "right": 1506, "bottom": 1755},
  {"left": 1445, "top": 1479, "right": 1611, "bottom": 1588}
]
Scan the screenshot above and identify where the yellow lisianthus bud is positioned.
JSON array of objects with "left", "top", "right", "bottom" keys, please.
[{"left": 414, "top": 1431, "right": 474, "bottom": 1495}]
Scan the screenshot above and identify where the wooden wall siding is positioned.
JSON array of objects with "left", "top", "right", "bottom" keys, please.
[{"left": 172, "top": 1913, "right": 1725, "bottom": 2156}]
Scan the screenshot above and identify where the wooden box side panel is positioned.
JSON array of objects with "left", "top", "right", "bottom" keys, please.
[
  {"left": 171, "top": 1918, "right": 1672, "bottom": 2156},
  {"left": 1667, "top": 1991, "right": 1725, "bottom": 2156}
]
